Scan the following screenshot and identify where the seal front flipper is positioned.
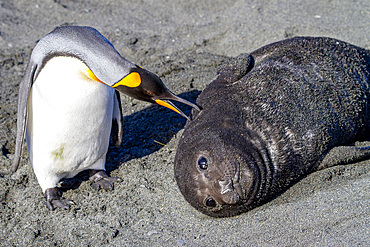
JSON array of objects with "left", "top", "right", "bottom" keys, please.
[
  {"left": 190, "top": 53, "right": 253, "bottom": 120},
  {"left": 216, "top": 53, "right": 253, "bottom": 83},
  {"left": 318, "top": 142, "right": 370, "bottom": 170},
  {"left": 89, "top": 170, "right": 121, "bottom": 190}
]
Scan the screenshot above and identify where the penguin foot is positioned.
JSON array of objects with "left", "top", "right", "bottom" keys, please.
[
  {"left": 45, "top": 187, "right": 73, "bottom": 210},
  {"left": 89, "top": 170, "right": 121, "bottom": 190}
]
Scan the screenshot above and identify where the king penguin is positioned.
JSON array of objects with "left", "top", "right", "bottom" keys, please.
[{"left": 8, "top": 26, "right": 199, "bottom": 210}]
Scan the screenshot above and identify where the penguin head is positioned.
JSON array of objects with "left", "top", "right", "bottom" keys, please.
[
  {"left": 116, "top": 66, "right": 200, "bottom": 120},
  {"left": 88, "top": 64, "right": 199, "bottom": 121}
]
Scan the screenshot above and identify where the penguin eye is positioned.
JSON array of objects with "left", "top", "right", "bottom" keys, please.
[
  {"left": 204, "top": 197, "right": 216, "bottom": 208},
  {"left": 198, "top": 157, "right": 208, "bottom": 170}
]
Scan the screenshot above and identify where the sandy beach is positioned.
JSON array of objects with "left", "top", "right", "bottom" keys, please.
[{"left": 0, "top": 0, "right": 369, "bottom": 246}]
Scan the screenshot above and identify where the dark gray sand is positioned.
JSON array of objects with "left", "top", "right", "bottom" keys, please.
[{"left": 0, "top": 0, "right": 369, "bottom": 246}]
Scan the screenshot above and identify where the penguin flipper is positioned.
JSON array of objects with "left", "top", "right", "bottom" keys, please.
[
  {"left": 111, "top": 91, "right": 123, "bottom": 148},
  {"left": 10, "top": 62, "right": 37, "bottom": 174},
  {"left": 216, "top": 53, "right": 254, "bottom": 83}
]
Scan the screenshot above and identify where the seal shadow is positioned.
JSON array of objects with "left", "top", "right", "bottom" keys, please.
[{"left": 59, "top": 90, "right": 201, "bottom": 191}]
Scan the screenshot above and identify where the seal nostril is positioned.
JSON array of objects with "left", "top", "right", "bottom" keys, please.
[
  {"left": 198, "top": 157, "right": 208, "bottom": 170},
  {"left": 205, "top": 197, "right": 216, "bottom": 208}
]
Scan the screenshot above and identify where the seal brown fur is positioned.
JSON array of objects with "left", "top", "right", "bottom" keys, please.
[{"left": 174, "top": 37, "right": 370, "bottom": 217}]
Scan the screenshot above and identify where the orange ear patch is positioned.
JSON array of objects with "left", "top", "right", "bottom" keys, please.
[
  {"left": 113, "top": 72, "right": 141, "bottom": 88},
  {"left": 87, "top": 69, "right": 103, "bottom": 83}
]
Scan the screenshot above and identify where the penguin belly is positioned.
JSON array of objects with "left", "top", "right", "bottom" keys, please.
[{"left": 26, "top": 56, "right": 115, "bottom": 192}]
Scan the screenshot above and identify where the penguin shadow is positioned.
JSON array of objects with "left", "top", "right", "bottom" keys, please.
[
  {"left": 107, "top": 89, "right": 202, "bottom": 170},
  {"left": 59, "top": 90, "right": 201, "bottom": 191}
]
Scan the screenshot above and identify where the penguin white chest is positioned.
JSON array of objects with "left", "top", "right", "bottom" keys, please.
[{"left": 26, "top": 56, "right": 116, "bottom": 191}]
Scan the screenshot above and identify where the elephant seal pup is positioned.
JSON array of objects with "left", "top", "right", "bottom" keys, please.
[{"left": 174, "top": 37, "right": 370, "bottom": 217}]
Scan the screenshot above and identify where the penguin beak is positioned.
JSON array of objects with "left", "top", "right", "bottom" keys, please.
[
  {"left": 155, "top": 99, "right": 191, "bottom": 121},
  {"left": 154, "top": 92, "right": 201, "bottom": 121}
]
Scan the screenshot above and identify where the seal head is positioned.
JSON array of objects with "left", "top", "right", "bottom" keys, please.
[{"left": 175, "top": 126, "right": 270, "bottom": 217}]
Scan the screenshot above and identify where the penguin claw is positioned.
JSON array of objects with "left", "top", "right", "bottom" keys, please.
[
  {"left": 45, "top": 187, "right": 74, "bottom": 211},
  {"left": 90, "top": 177, "right": 121, "bottom": 190},
  {"left": 46, "top": 198, "right": 74, "bottom": 211},
  {"left": 89, "top": 170, "right": 121, "bottom": 191}
]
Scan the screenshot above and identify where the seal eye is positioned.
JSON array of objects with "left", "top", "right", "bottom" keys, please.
[
  {"left": 198, "top": 157, "right": 208, "bottom": 170},
  {"left": 205, "top": 197, "right": 216, "bottom": 208}
]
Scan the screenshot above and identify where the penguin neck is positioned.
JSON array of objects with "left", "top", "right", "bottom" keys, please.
[
  {"left": 36, "top": 56, "right": 108, "bottom": 87},
  {"left": 32, "top": 56, "right": 113, "bottom": 108}
]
